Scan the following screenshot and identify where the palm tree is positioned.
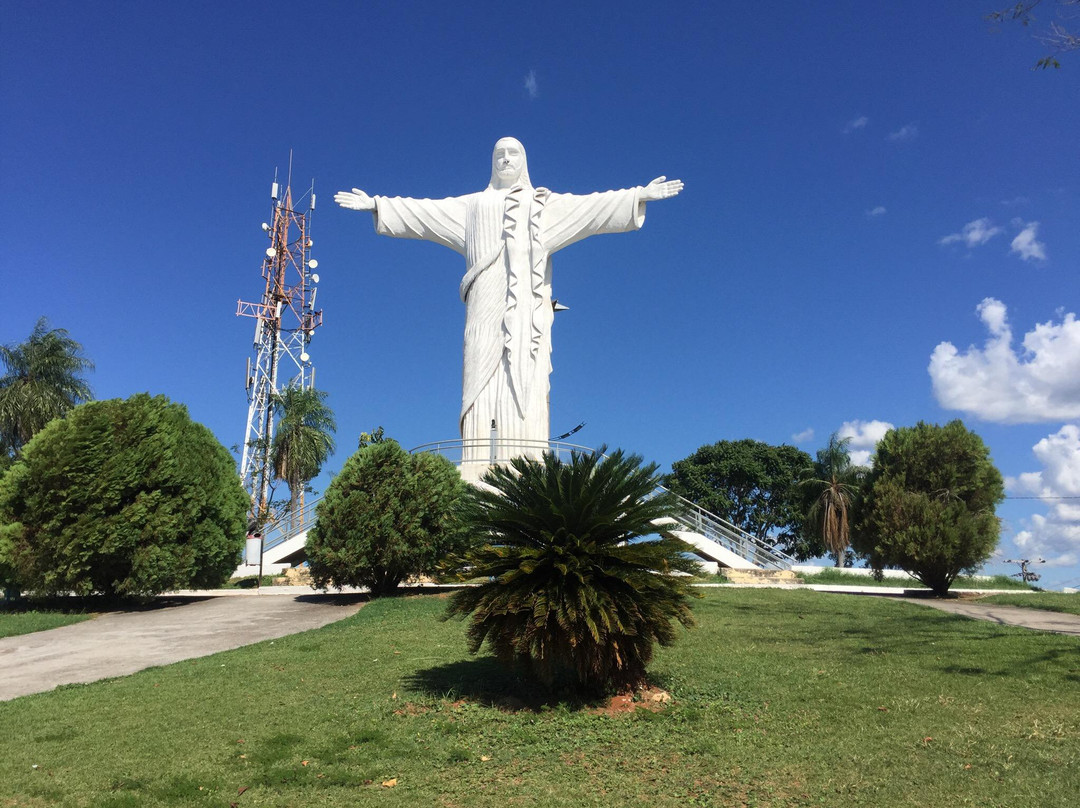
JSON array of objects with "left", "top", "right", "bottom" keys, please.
[
  {"left": 802, "top": 434, "right": 864, "bottom": 567},
  {"left": 270, "top": 386, "right": 336, "bottom": 530},
  {"left": 0, "top": 317, "right": 93, "bottom": 458},
  {"left": 446, "top": 447, "right": 699, "bottom": 696}
]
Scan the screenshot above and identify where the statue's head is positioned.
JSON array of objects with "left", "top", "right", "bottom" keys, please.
[{"left": 489, "top": 137, "right": 531, "bottom": 190}]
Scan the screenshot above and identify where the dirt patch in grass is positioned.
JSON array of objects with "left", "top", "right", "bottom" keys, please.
[
  {"left": 393, "top": 702, "right": 431, "bottom": 716},
  {"left": 589, "top": 687, "right": 672, "bottom": 716}
]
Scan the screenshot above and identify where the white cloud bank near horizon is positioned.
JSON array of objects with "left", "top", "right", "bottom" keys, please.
[
  {"left": 1008, "top": 424, "right": 1080, "bottom": 568},
  {"left": 929, "top": 298, "right": 1080, "bottom": 423}
]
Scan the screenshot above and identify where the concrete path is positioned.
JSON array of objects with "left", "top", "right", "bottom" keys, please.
[
  {"left": 0, "top": 593, "right": 364, "bottom": 701},
  {"left": 705, "top": 583, "right": 1080, "bottom": 636},
  {"left": 893, "top": 597, "right": 1080, "bottom": 636}
]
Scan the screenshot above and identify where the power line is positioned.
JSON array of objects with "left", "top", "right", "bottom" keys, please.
[{"left": 1004, "top": 495, "right": 1080, "bottom": 500}]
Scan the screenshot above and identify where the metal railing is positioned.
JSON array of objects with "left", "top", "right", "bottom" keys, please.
[
  {"left": 659, "top": 487, "right": 796, "bottom": 570},
  {"left": 411, "top": 439, "right": 795, "bottom": 571},
  {"left": 410, "top": 438, "right": 596, "bottom": 466},
  {"left": 260, "top": 499, "right": 322, "bottom": 553},
  {"left": 255, "top": 440, "right": 796, "bottom": 570}
]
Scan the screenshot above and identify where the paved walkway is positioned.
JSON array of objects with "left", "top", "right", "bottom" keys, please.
[
  {"left": 894, "top": 597, "right": 1080, "bottom": 636},
  {"left": 3, "top": 585, "right": 1074, "bottom": 703},
  {"left": 0, "top": 592, "right": 364, "bottom": 701},
  {"left": 704, "top": 582, "right": 1080, "bottom": 636}
]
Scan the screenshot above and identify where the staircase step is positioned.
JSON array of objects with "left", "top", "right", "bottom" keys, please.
[{"left": 725, "top": 568, "right": 799, "bottom": 584}]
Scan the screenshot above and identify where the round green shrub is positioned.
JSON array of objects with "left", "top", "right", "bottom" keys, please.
[
  {"left": 307, "top": 439, "right": 469, "bottom": 596},
  {"left": 853, "top": 420, "right": 1005, "bottom": 596},
  {"left": 0, "top": 393, "right": 248, "bottom": 597}
]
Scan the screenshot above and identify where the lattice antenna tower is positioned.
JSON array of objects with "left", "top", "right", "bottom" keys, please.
[{"left": 236, "top": 167, "right": 323, "bottom": 520}]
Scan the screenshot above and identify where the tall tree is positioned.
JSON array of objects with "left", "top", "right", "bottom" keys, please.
[
  {"left": 0, "top": 318, "right": 93, "bottom": 458},
  {"left": 800, "top": 434, "right": 866, "bottom": 567},
  {"left": 853, "top": 421, "right": 1005, "bottom": 596},
  {"left": 270, "top": 386, "right": 336, "bottom": 529},
  {"left": 666, "top": 439, "right": 813, "bottom": 554},
  {"left": 987, "top": 1, "right": 1080, "bottom": 69}
]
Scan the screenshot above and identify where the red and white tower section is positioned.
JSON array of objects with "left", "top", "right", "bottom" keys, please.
[{"left": 236, "top": 176, "right": 323, "bottom": 518}]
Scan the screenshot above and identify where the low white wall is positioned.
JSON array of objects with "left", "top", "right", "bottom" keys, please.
[
  {"left": 791, "top": 565, "right": 995, "bottom": 581},
  {"left": 232, "top": 562, "right": 291, "bottom": 578},
  {"left": 791, "top": 565, "right": 916, "bottom": 580}
]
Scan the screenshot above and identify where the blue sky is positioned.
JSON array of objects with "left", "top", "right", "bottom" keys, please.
[{"left": 3, "top": 1, "right": 1078, "bottom": 588}]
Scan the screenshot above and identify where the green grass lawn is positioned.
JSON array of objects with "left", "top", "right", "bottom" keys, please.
[
  {"left": 976, "top": 592, "right": 1080, "bottom": 616},
  {"left": 1, "top": 589, "right": 1077, "bottom": 807},
  {"left": 0, "top": 607, "right": 93, "bottom": 639},
  {"left": 796, "top": 569, "right": 1034, "bottom": 590}
]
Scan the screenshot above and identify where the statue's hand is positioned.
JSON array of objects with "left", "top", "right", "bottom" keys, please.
[
  {"left": 334, "top": 188, "right": 375, "bottom": 211},
  {"left": 641, "top": 176, "right": 684, "bottom": 202}
]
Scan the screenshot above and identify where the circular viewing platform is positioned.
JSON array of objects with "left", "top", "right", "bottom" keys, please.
[{"left": 410, "top": 439, "right": 596, "bottom": 484}]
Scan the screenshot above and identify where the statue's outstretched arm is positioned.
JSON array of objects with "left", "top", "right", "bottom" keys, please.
[
  {"left": 334, "top": 188, "right": 376, "bottom": 211},
  {"left": 640, "top": 176, "right": 684, "bottom": 202}
]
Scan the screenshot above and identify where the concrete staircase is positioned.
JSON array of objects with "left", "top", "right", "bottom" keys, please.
[
  {"left": 654, "top": 487, "right": 796, "bottom": 574},
  {"left": 237, "top": 453, "right": 798, "bottom": 578}
]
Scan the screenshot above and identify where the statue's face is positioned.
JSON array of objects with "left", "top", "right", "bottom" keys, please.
[{"left": 492, "top": 139, "right": 524, "bottom": 186}]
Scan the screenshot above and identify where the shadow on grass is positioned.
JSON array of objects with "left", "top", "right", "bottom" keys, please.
[
  {"left": 404, "top": 657, "right": 607, "bottom": 712},
  {"left": 3, "top": 590, "right": 371, "bottom": 616},
  {"left": 1, "top": 594, "right": 217, "bottom": 615},
  {"left": 295, "top": 592, "right": 370, "bottom": 608}
]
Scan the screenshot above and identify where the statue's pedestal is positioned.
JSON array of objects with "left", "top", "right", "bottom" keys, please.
[{"left": 458, "top": 461, "right": 493, "bottom": 487}]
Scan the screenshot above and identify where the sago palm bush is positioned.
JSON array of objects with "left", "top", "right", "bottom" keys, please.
[{"left": 446, "top": 447, "right": 699, "bottom": 696}]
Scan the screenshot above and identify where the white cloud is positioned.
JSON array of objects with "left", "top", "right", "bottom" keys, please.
[
  {"left": 939, "top": 217, "right": 1003, "bottom": 248},
  {"left": 866, "top": 206, "right": 887, "bottom": 217},
  {"left": 843, "top": 115, "right": 868, "bottom": 133},
  {"left": 1014, "top": 514, "right": 1080, "bottom": 568},
  {"left": 1008, "top": 425, "right": 1080, "bottom": 498},
  {"left": 524, "top": 70, "right": 538, "bottom": 99},
  {"left": 838, "top": 419, "right": 894, "bottom": 467},
  {"left": 1008, "top": 425, "right": 1080, "bottom": 567},
  {"left": 929, "top": 298, "right": 1080, "bottom": 423},
  {"left": 887, "top": 123, "right": 918, "bottom": 142},
  {"left": 1010, "top": 220, "right": 1046, "bottom": 261},
  {"left": 792, "top": 427, "right": 815, "bottom": 443}
]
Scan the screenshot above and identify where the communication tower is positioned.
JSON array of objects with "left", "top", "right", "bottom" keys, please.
[{"left": 236, "top": 168, "right": 323, "bottom": 521}]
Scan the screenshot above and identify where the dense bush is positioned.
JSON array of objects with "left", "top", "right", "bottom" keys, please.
[
  {"left": 853, "top": 420, "right": 1004, "bottom": 596},
  {"left": 0, "top": 394, "right": 248, "bottom": 597},
  {"left": 306, "top": 440, "right": 469, "bottom": 596},
  {"left": 447, "top": 448, "right": 699, "bottom": 696}
]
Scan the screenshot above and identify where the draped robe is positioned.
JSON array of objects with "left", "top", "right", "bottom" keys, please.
[{"left": 372, "top": 184, "right": 646, "bottom": 459}]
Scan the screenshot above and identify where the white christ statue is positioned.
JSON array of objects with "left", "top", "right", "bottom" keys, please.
[{"left": 335, "top": 137, "right": 682, "bottom": 464}]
